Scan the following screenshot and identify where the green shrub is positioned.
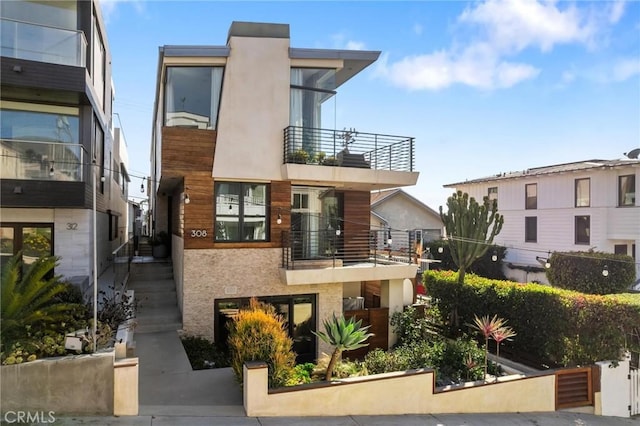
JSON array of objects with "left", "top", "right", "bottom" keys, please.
[
  {"left": 546, "top": 251, "right": 636, "bottom": 294},
  {"left": 227, "top": 299, "right": 295, "bottom": 388},
  {"left": 423, "top": 270, "right": 640, "bottom": 366},
  {"left": 364, "top": 348, "right": 412, "bottom": 375},
  {"left": 181, "top": 335, "right": 230, "bottom": 370},
  {"left": 426, "top": 241, "right": 507, "bottom": 280},
  {"left": 285, "top": 363, "right": 316, "bottom": 385},
  {"left": 390, "top": 305, "right": 440, "bottom": 347}
]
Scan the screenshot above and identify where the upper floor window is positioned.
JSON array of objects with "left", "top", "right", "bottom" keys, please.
[
  {"left": 488, "top": 187, "right": 498, "bottom": 202},
  {"left": 575, "top": 178, "right": 590, "bottom": 207},
  {"left": 618, "top": 174, "right": 636, "bottom": 206},
  {"left": 575, "top": 215, "right": 590, "bottom": 245},
  {"left": 290, "top": 68, "right": 336, "bottom": 130},
  {"left": 91, "top": 12, "right": 105, "bottom": 110},
  {"left": 525, "top": 183, "right": 537, "bottom": 209},
  {"left": 0, "top": 102, "right": 82, "bottom": 181},
  {"left": 215, "top": 182, "right": 268, "bottom": 242},
  {"left": 525, "top": 216, "right": 537, "bottom": 243},
  {"left": 165, "top": 67, "right": 224, "bottom": 130}
]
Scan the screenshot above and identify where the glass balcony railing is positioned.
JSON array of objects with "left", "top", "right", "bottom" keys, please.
[
  {"left": 0, "top": 139, "right": 86, "bottom": 182},
  {"left": 1, "top": 18, "right": 87, "bottom": 67}
]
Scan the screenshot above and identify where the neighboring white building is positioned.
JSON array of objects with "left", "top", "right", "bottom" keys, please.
[{"left": 444, "top": 159, "right": 639, "bottom": 284}]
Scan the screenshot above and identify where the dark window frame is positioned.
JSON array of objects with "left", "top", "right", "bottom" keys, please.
[
  {"left": 618, "top": 174, "right": 636, "bottom": 207},
  {"left": 525, "top": 216, "right": 537, "bottom": 243},
  {"left": 575, "top": 215, "right": 590, "bottom": 245},
  {"left": 575, "top": 178, "right": 590, "bottom": 207},
  {"left": 0, "top": 223, "right": 54, "bottom": 275},
  {"left": 214, "top": 182, "right": 270, "bottom": 242},
  {"left": 525, "top": 183, "right": 537, "bottom": 210}
]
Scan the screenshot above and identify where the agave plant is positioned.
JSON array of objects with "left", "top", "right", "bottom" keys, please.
[
  {"left": 472, "top": 314, "right": 505, "bottom": 380},
  {"left": 1, "top": 253, "right": 83, "bottom": 349},
  {"left": 313, "top": 314, "right": 374, "bottom": 381}
]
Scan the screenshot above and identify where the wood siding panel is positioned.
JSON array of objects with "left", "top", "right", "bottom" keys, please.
[
  {"left": 342, "top": 190, "right": 371, "bottom": 262},
  {"left": 162, "top": 127, "right": 216, "bottom": 177},
  {"left": 182, "top": 178, "right": 291, "bottom": 250},
  {"left": 344, "top": 307, "right": 389, "bottom": 360}
]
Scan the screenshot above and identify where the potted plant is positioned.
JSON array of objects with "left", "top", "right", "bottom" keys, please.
[
  {"left": 288, "top": 149, "right": 309, "bottom": 164},
  {"left": 149, "top": 231, "right": 170, "bottom": 258}
]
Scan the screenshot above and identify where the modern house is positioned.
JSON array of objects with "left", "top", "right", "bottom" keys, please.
[
  {"left": 149, "top": 21, "right": 420, "bottom": 361},
  {"left": 444, "top": 159, "right": 639, "bottom": 284},
  {"left": 0, "top": 0, "right": 129, "bottom": 290}
]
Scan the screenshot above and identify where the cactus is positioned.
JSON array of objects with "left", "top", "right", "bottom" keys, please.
[{"left": 439, "top": 191, "right": 503, "bottom": 285}]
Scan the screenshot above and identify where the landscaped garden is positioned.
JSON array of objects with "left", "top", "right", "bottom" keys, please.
[{"left": 1, "top": 253, "right": 135, "bottom": 365}]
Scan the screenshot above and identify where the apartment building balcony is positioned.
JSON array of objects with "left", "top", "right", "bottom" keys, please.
[
  {"left": 280, "top": 228, "right": 419, "bottom": 285},
  {"left": 282, "top": 126, "right": 419, "bottom": 190},
  {"left": 1, "top": 18, "right": 87, "bottom": 67},
  {"left": 1, "top": 139, "right": 87, "bottom": 182}
]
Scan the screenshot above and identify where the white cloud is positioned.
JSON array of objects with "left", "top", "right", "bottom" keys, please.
[
  {"left": 331, "top": 33, "right": 366, "bottom": 50},
  {"left": 381, "top": 0, "right": 620, "bottom": 91},
  {"left": 561, "top": 70, "right": 576, "bottom": 84},
  {"left": 609, "top": 1, "right": 626, "bottom": 24},
  {"left": 100, "top": 0, "right": 146, "bottom": 23},
  {"left": 459, "top": 0, "right": 598, "bottom": 53},
  {"left": 413, "top": 23, "right": 423, "bottom": 36},
  {"left": 345, "top": 40, "right": 366, "bottom": 50},
  {"left": 612, "top": 58, "right": 640, "bottom": 81}
]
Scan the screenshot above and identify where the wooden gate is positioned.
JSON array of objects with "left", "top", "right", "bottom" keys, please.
[
  {"left": 555, "top": 367, "right": 594, "bottom": 409},
  {"left": 631, "top": 367, "right": 640, "bottom": 416}
]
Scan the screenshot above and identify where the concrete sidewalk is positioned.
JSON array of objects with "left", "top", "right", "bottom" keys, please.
[{"left": 53, "top": 412, "right": 639, "bottom": 425}]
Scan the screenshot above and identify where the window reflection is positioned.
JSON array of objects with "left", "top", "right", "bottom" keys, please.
[{"left": 165, "top": 67, "right": 223, "bottom": 129}]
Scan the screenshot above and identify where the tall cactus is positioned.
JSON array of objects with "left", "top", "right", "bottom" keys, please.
[{"left": 439, "top": 191, "right": 504, "bottom": 285}]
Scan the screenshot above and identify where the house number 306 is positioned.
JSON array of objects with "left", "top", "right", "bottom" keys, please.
[{"left": 190, "top": 229, "right": 208, "bottom": 238}]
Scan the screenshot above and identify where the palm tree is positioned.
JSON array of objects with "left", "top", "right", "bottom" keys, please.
[
  {"left": 313, "top": 314, "right": 373, "bottom": 381},
  {"left": 1, "top": 253, "right": 83, "bottom": 348}
]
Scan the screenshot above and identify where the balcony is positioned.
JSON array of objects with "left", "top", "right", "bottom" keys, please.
[
  {"left": 280, "top": 228, "right": 419, "bottom": 285},
  {"left": 0, "top": 139, "right": 86, "bottom": 182},
  {"left": 1, "top": 18, "right": 87, "bottom": 67},
  {"left": 282, "top": 126, "right": 419, "bottom": 190}
]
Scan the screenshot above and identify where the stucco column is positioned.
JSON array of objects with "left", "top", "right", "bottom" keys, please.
[
  {"left": 595, "top": 354, "right": 631, "bottom": 418},
  {"left": 380, "top": 279, "right": 405, "bottom": 348}
]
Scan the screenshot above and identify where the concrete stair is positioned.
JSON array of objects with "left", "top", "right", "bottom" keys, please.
[{"left": 129, "top": 261, "right": 182, "bottom": 333}]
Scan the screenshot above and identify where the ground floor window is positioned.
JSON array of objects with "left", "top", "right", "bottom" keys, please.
[
  {"left": 0, "top": 223, "right": 53, "bottom": 274},
  {"left": 215, "top": 294, "right": 316, "bottom": 363}
]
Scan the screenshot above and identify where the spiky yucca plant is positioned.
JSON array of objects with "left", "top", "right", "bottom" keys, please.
[
  {"left": 491, "top": 325, "right": 517, "bottom": 361},
  {"left": 313, "top": 314, "right": 374, "bottom": 381},
  {"left": 1, "top": 253, "right": 84, "bottom": 349}
]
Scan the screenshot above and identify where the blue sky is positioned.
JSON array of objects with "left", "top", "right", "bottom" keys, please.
[{"left": 102, "top": 0, "right": 640, "bottom": 210}]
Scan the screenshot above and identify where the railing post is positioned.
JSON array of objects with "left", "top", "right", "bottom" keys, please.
[
  {"left": 374, "top": 135, "right": 378, "bottom": 170},
  {"left": 410, "top": 138, "right": 414, "bottom": 172},
  {"left": 389, "top": 145, "right": 392, "bottom": 170}
]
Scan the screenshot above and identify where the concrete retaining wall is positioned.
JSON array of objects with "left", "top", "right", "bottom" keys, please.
[
  {"left": 243, "top": 362, "right": 556, "bottom": 417},
  {"left": 1, "top": 351, "right": 139, "bottom": 416}
]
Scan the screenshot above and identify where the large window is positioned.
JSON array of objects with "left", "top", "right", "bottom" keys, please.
[
  {"left": 164, "top": 67, "right": 224, "bottom": 130},
  {"left": 575, "top": 215, "right": 590, "bottom": 245},
  {"left": 215, "top": 182, "right": 268, "bottom": 242},
  {"left": 488, "top": 186, "right": 498, "bottom": 202},
  {"left": 618, "top": 175, "right": 636, "bottom": 206},
  {"left": 525, "top": 183, "right": 537, "bottom": 209},
  {"left": 0, "top": 223, "right": 53, "bottom": 274},
  {"left": 215, "top": 294, "right": 316, "bottom": 363},
  {"left": 525, "top": 217, "right": 537, "bottom": 243},
  {"left": 91, "top": 12, "right": 105, "bottom": 110},
  {"left": 575, "top": 178, "right": 590, "bottom": 207},
  {"left": 0, "top": 102, "right": 82, "bottom": 181}
]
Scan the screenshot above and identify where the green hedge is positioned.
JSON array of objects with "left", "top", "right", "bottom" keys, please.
[
  {"left": 546, "top": 251, "right": 636, "bottom": 294},
  {"left": 423, "top": 270, "right": 640, "bottom": 367}
]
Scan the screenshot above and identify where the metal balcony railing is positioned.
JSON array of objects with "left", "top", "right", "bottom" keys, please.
[
  {"left": 282, "top": 228, "right": 415, "bottom": 270},
  {"left": 0, "top": 139, "right": 87, "bottom": 182},
  {"left": 1, "top": 18, "right": 87, "bottom": 67},
  {"left": 283, "top": 126, "right": 415, "bottom": 172}
]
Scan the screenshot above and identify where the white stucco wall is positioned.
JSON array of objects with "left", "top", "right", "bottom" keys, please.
[{"left": 213, "top": 36, "right": 290, "bottom": 181}]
